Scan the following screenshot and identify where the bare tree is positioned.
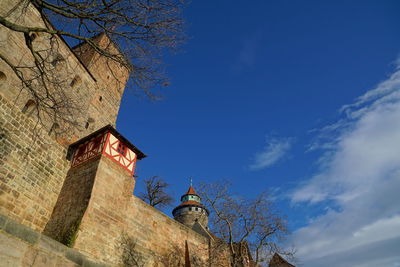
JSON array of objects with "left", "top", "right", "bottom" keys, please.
[
  {"left": 159, "top": 242, "right": 206, "bottom": 267},
  {"left": 0, "top": 0, "right": 185, "bottom": 133},
  {"left": 198, "top": 181, "right": 295, "bottom": 267},
  {"left": 159, "top": 244, "right": 184, "bottom": 267},
  {"left": 139, "top": 176, "right": 173, "bottom": 208},
  {"left": 117, "top": 232, "right": 146, "bottom": 267}
]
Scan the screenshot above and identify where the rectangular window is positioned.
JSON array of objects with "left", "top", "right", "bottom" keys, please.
[{"left": 117, "top": 142, "right": 127, "bottom": 156}]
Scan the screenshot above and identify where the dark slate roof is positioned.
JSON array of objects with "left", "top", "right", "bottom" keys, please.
[{"left": 68, "top": 124, "right": 146, "bottom": 160}]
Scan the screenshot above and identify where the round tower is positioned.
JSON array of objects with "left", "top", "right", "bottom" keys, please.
[{"left": 172, "top": 185, "right": 209, "bottom": 228}]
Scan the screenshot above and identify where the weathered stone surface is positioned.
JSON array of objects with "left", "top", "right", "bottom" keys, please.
[
  {"left": 23, "top": 249, "right": 58, "bottom": 267},
  {"left": 0, "top": 213, "right": 8, "bottom": 229},
  {"left": 0, "top": 255, "right": 22, "bottom": 267},
  {"left": 0, "top": 231, "right": 28, "bottom": 265},
  {"left": 82, "top": 258, "right": 109, "bottom": 267},
  {"left": 21, "top": 247, "right": 39, "bottom": 266},
  {"left": 55, "top": 257, "right": 80, "bottom": 267},
  {"left": 5, "top": 220, "right": 40, "bottom": 244},
  {"left": 71, "top": 155, "right": 210, "bottom": 266},
  {"left": 65, "top": 248, "right": 86, "bottom": 265},
  {"left": 0, "top": 0, "right": 129, "bottom": 233},
  {"left": 0, "top": 216, "right": 109, "bottom": 267},
  {"left": 43, "top": 156, "right": 101, "bottom": 244},
  {"left": 38, "top": 234, "right": 67, "bottom": 255},
  {"left": 0, "top": 0, "right": 234, "bottom": 266}
]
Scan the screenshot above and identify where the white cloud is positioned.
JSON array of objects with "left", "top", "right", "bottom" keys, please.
[
  {"left": 249, "top": 137, "right": 292, "bottom": 170},
  {"left": 233, "top": 32, "right": 262, "bottom": 71},
  {"left": 289, "top": 61, "right": 400, "bottom": 266}
]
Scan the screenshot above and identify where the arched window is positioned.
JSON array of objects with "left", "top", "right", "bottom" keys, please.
[{"left": 21, "top": 100, "right": 36, "bottom": 116}]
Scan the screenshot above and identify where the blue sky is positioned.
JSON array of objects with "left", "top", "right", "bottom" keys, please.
[{"left": 116, "top": 1, "right": 400, "bottom": 266}]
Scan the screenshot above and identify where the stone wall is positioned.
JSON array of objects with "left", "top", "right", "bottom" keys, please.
[
  {"left": 125, "top": 197, "right": 210, "bottom": 266},
  {"left": 0, "top": 0, "right": 129, "bottom": 140},
  {"left": 0, "top": 93, "right": 70, "bottom": 232},
  {"left": 43, "top": 156, "right": 101, "bottom": 244},
  {"left": 0, "top": 214, "right": 108, "bottom": 267},
  {"left": 62, "top": 155, "right": 210, "bottom": 266},
  {"left": 73, "top": 33, "right": 129, "bottom": 131},
  {"left": 1, "top": 1, "right": 220, "bottom": 266},
  {"left": 174, "top": 209, "right": 209, "bottom": 228},
  {"left": 0, "top": 0, "right": 129, "bottom": 233}
]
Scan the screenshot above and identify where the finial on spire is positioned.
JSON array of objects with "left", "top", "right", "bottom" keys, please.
[{"left": 190, "top": 177, "right": 193, "bottom": 187}]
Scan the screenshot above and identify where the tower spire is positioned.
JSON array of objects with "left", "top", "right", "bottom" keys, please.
[{"left": 172, "top": 181, "right": 209, "bottom": 228}]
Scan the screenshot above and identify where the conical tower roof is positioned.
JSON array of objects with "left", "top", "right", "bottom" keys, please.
[
  {"left": 172, "top": 185, "right": 209, "bottom": 216},
  {"left": 185, "top": 186, "right": 197, "bottom": 196},
  {"left": 181, "top": 185, "right": 200, "bottom": 201}
]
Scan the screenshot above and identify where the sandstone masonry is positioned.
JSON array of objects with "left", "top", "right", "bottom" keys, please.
[
  {"left": 0, "top": 1, "right": 213, "bottom": 266},
  {"left": 0, "top": 1, "right": 294, "bottom": 266}
]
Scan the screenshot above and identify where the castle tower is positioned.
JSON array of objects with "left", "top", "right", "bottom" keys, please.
[
  {"left": 172, "top": 185, "right": 209, "bottom": 228},
  {"left": 72, "top": 33, "right": 131, "bottom": 133},
  {"left": 43, "top": 125, "right": 146, "bottom": 247}
]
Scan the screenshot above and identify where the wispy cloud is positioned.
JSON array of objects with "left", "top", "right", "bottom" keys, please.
[
  {"left": 288, "top": 60, "right": 400, "bottom": 266},
  {"left": 249, "top": 137, "right": 293, "bottom": 170},
  {"left": 232, "top": 32, "right": 262, "bottom": 71}
]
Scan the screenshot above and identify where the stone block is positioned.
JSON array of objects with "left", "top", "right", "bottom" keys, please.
[
  {"left": 56, "top": 257, "right": 80, "bottom": 267},
  {"left": 21, "top": 247, "right": 39, "bottom": 266},
  {"left": 23, "top": 249, "right": 58, "bottom": 267},
  {"left": 0, "top": 255, "right": 22, "bottom": 267},
  {"left": 0, "top": 213, "right": 8, "bottom": 229},
  {"left": 38, "top": 234, "right": 67, "bottom": 255},
  {"left": 0, "top": 231, "right": 28, "bottom": 259},
  {"left": 65, "top": 248, "right": 85, "bottom": 265},
  {"left": 83, "top": 258, "right": 109, "bottom": 267},
  {"left": 4, "top": 219, "right": 40, "bottom": 244}
]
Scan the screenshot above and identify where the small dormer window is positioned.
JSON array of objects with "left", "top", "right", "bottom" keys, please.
[{"left": 117, "top": 142, "right": 127, "bottom": 156}]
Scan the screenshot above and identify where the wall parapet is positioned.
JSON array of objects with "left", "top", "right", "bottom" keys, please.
[
  {"left": 131, "top": 195, "right": 210, "bottom": 243},
  {"left": 0, "top": 213, "right": 109, "bottom": 266}
]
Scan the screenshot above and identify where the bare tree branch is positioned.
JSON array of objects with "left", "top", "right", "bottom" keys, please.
[
  {"left": 117, "top": 232, "right": 146, "bottom": 267},
  {"left": 0, "top": 0, "right": 186, "bottom": 136},
  {"left": 199, "top": 181, "right": 295, "bottom": 267},
  {"left": 139, "top": 176, "right": 173, "bottom": 208}
]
